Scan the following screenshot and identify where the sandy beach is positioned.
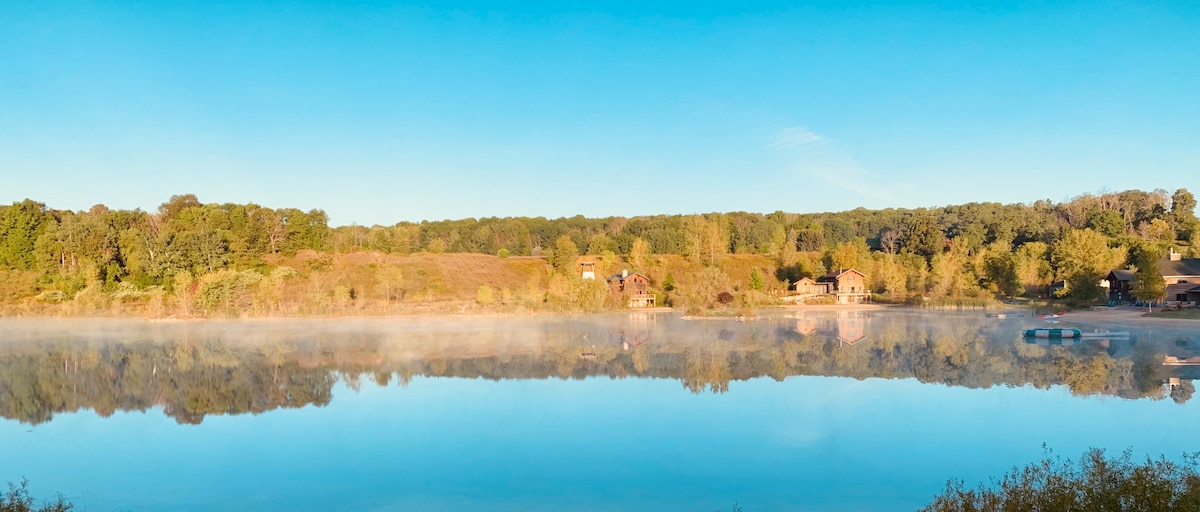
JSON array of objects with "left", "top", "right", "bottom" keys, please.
[{"left": 1055, "top": 305, "right": 1200, "bottom": 330}]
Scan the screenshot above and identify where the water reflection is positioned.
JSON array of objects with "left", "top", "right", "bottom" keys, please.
[{"left": 0, "top": 311, "right": 1196, "bottom": 425}]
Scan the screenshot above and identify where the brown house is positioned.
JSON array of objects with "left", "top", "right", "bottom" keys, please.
[
  {"left": 1108, "top": 248, "right": 1200, "bottom": 305},
  {"left": 607, "top": 270, "right": 656, "bottom": 308},
  {"left": 816, "top": 269, "right": 870, "bottom": 304}
]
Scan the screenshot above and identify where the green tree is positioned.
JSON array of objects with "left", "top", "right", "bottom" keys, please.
[
  {"left": 1051, "top": 229, "right": 1124, "bottom": 283},
  {"left": 1085, "top": 209, "right": 1125, "bottom": 238},
  {"left": 1067, "top": 270, "right": 1106, "bottom": 303},
  {"left": 1171, "top": 188, "right": 1197, "bottom": 240},
  {"left": 548, "top": 235, "right": 578, "bottom": 273},
  {"left": 902, "top": 215, "right": 944, "bottom": 263},
  {"left": 0, "top": 200, "right": 51, "bottom": 270},
  {"left": 157, "top": 194, "right": 202, "bottom": 221},
  {"left": 796, "top": 226, "right": 824, "bottom": 252},
  {"left": 1130, "top": 245, "right": 1166, "bottom": 306},
  {"left": 748, "top": 267, "right": 765, "bottom": 291},
  {"left": 982, "top": 250, "right": 1020, "bottom": 296}
]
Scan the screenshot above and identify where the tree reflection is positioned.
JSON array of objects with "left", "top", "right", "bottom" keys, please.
[{"left": 0, "top": 313, "right": 1195, "bottom": 425}]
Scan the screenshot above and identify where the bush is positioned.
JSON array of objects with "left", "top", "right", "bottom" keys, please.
[
  {"left": 1, "top": 479, "right": 72, "bottom": 512},
  {"left": 476, "top": 284, "right": 495, "bottom": 306},
  {"left": 921, "top": 447, "right": 1200, "bottom": 512}
]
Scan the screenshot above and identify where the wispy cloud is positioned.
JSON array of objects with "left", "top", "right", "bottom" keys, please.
[
  {"left": 804, "top": 162, "right": 902, "bottom": 205},
  {"left": 768, "top": 124, "right": 905, "bottom": 205},
  {"left": 770, "top": 126, "right": 823, "bottom": 149}
]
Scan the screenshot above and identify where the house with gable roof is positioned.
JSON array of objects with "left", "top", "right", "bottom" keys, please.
[
  {"left": 1160, "top": 248, "right": 1200, "bottom": 304},
  {"left": 790, "top": 268, "right": 870, "bottom": 304},
  {"left": 1107, "top": 247, "right": 1200, "bottom": 305},
  {"left": 607, "top": 269, "right": 656, "bottom": 308}
]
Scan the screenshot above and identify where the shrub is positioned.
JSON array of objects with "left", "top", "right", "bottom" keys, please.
[
  {"left": 921, "top": 447, "right": 1200, "bottom": 512},
  {"left": 1, "top": 479, "right": 72, "bottom": 512},
  {"left": 476, "top": 284, "right": 495, "bottom": 306}
]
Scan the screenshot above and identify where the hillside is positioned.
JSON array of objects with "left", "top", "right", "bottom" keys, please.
[{"left": 0, "top": 188, "right": 1196, "bottom": 317}]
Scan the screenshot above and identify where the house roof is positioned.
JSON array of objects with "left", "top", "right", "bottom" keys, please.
[
  {"left": 817, "top": 269, "right": 865, "bottom": 281},
  {"left": 1107, "top": 269, "right": 1135, "bottom": 282},
  {"left": 1159, "top": 256, "right": 1200, "bottom": 278},
  {"left": 837, "top": 333, "right": 867, "bottom": 345},
  {"left": 794, "top": 277, "right": 816, "bottom": 285},
  {"left": 606, "top": 272, "right": 648, "bottom": 283}
]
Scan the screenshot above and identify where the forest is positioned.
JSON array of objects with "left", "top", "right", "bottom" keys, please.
[{"left": 0, "top": 188, "right": 1196, "bottom": 316}]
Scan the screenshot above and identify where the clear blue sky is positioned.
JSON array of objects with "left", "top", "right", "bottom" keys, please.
[{"left": 2, "top": 1, "right": 1198, "bottom": 226}]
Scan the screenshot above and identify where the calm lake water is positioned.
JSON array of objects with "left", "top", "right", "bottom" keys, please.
[{"left": 2, "top": 310, "right": 1199, "bottom": 511}]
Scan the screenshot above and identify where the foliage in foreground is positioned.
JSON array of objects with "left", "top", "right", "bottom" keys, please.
[
  {"left": 922, "top": 448, "right": 1200, "bottom": 512},
  {"left": 0, "top": 480, "right": 71, "bottom": 512}
]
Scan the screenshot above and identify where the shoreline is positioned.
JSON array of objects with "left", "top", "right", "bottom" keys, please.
[
  {"left": 1053, "top": 306, "right": 1200, "bottom": 330},
  {"left": 0, "top": 302, "right": 903, "bottom": 323},
  {"left": 0, "top": 302, "right": 1194, "bottom": 329}
]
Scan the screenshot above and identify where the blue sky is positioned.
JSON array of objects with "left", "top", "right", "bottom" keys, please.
[{"left": 2, "top": 1, "right": 1198, "bottom": 226}]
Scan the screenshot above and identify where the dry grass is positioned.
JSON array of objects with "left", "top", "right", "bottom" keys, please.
[{"left": 1, "top": 251, "right": 795, "bottom": 318}]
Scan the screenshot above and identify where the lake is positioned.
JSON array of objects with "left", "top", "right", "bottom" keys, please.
[{"left": 2, "top": 310, "right": 1198, "bottom": 511}]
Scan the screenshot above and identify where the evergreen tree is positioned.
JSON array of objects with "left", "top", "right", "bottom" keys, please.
[{"left": 0, "top": 200, "right": 50, "bottom": 270}]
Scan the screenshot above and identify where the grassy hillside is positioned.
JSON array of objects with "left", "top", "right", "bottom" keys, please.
[{"left": 0, "top": 251, "right": 786, "bottom": 318}]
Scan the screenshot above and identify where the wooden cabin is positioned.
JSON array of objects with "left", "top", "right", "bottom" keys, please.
[
  {"left": 607, "top": 270, "right": 655, "bottom": 307},
  {"left": 816, "top": 269, "right": 870, "bottom": 304}
]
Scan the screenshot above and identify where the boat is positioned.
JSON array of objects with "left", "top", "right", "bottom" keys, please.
[
  {"left": 1078, "top": 331, "right": 1131, "bottom": 339},
  {"left": 986, "top": 312, "right": 1029, "bottom": 318},
  {"left": 1023, "top": 328, "right": 1081, "bottom": 338}
]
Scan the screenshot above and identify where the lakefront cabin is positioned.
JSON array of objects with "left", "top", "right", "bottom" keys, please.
[
  {"left": 607, "top": 270, "right": 655, "bottom": 308},
  {"left": 816, "top": 269, "right": 871, "bottom": 304}
]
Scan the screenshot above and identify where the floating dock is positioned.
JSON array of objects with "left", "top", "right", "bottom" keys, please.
[
  {"left": 1023, "top": 328, "right": 1081, "bottom": 338},
  {"left": 1022, "top": 328, "right": 1130, "bottom": 340}
]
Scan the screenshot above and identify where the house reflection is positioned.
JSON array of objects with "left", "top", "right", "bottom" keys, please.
[
  {"left": 793, "top": 311, "right": 867, "bottom": 346},
  {"left": 614, "top": 312, "right": 655, "bottom": 351}
]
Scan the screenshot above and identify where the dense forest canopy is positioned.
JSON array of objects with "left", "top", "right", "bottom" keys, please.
[{"left": 0, "top": 189, "right": 1196, "bottom": 315}]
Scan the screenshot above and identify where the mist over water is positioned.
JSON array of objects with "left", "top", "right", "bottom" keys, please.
[{"left": 1, "top": 310, "right": 1198, "bottom": 511}]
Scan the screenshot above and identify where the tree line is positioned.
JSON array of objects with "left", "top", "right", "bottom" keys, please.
[{"left": 0, "top": 188, "right": 1196, "bottom": 314}]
